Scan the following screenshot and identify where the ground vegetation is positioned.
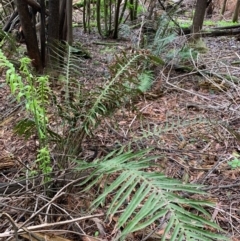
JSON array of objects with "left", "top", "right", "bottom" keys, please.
[{"left": 0, "top": 0, "right": 240, "bottom": 240}]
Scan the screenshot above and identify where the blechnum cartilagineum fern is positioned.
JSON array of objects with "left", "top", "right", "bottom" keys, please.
[
  {"left": 0, "top": 49, "right": 52, "bottom": 179},
  {"left": 77, "top": 147, "right": 228, "bottom": 241},
  {"left": 57, "top": 48, "right": 165, "bottom": 157},
  {"left": 81, "top": 50, "right": 165, "bottom": 135}
]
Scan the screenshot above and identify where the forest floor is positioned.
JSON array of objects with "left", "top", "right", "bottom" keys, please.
[{"left": 1, "top": 3, "right": 240, "bottom": 241}]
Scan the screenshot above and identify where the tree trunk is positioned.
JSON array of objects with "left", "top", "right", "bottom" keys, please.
[
  {"left": 40, "top": 0, "right": 46, "bottom": 67},
  {"left": 59, "top": 0, "right": 67, "bottom": 41},
  {"left": 232, "top": 0, "right": 240, "bottom": 23},
  {"left": 66, "top": 0, "right": 73, "bottom": 45},
  {"left": 15, "top": 0, "right": 43, "bottom": 72},
  {"left": 48, "top": 0, "right": 60, "bottom": 65},
  {"left": 220, "top": 0, "right": 227, "bottom": 16},
  {"left": 191, "top": 0, "right": 208, "bottom": 41},
  {"left": 112, "top": 0, "right": 121, "bottom": 39}
]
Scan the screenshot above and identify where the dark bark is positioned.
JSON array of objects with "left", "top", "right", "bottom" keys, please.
[
  {"left": 191, "top": 0, "right": 208, "bottom": 40},
  {"left": 206, "top": 0, "right": 213, "bottom": 18},
  {"left": 48, "top": 0, "right": 60, "bottom": 65},
  {"left": 203, "top": 28, "right": 240, "bottom": 37},
  {"left": 40, "top": 0, "right": 46, "bottom": 67},
  {"left": 220, "top": 0, "right": 227, "bottom": 16},
  {"left": 232, "top": 0, "right": 240, "bottom": 22},
  {"left": 66, "top": 0, "right": 73, "bottom": 45},
  {"left": 23, "top": 0, "right": 41, "bottom": 12},
  {"left": 15, "top": 0, "right": 43, "bottom": 72},
  {"left": 113, "top": 0, "right": 121, "bottom": 39},
  {"left": 2, "top": 10, "right": 18, "bottom": 32},
  {"left": 181, "top": 26, "right": 240, "bottom": 37},
  {"left": 59, "top": 0, "right": 67, "bottom": 41}
]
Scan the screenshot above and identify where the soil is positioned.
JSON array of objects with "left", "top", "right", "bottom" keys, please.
[{"left": 1, "top": 1, "right": 240, "bottom": 241}]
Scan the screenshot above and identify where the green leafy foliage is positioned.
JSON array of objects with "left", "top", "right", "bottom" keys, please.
[
  {"left": 14, "top": 118, "right": 36, "bottom": 139},
  {"left": 228, "top": 152, "right": 240, "bottom": 169},
  {"left": 138, "top": 70, "right": 154, "bottom": 92},
  {"left": 76, "top": 148, "right": 227, "bottom": 240},
  {"left": 228, "top": 158, "right": 240, "bottom": 168},
  {"left": 146, "top": 13, "right": 202, "bottom": 65},
  {"left": 36, "top": 147, "right": 52, "bottom": 182},
  {"left": 56, "top": 48, "right": 164, "bottom": 158},
  {"left": 82, "top": 0, "right": 140, "bottom": 37},
  {"left": 81, "top": 51, "right": 163, "bottom": 134},
  {"left": 0, "top": 49, "right": 51, "bottom": 177},
  {"left": 0, "top": 5, "right": 231, "bottom": 239}
]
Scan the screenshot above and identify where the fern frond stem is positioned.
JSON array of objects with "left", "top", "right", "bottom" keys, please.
[{"left": 64, "top": 45, "right": 71, "bottom": 102}]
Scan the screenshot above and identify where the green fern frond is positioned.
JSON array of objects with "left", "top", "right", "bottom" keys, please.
[
  {"left": 36, "top": 75, "right": 51, "bottom": 107},
  {"left": 53, "top": 49, "right": 164, "bottom": 155},
  {"left": 138, "top": 70, "right": 154, "bottom": 92},
  {"left": 50, "top": 42, "right": 87, "bottom": 120},
  {"left": 82, "top": 52, "right": 159, "bottom": 134},
  {"left": 0, "top": 30, "right": 18, "bottom": 53},
  {"left": 76, "top": 148, "right": 227, "bottom": 240},
  {"left": 140, "top": 116, "right": 208, "bottom": 137}
]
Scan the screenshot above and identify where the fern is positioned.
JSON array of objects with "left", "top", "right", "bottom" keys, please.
[
  {"left": 76, "top": 148, "right": 228, "bottom": 241},
  {"left": 55, "top": 50, "right": 164, "bottom": 156},
  {"left": 81, "top": 51, "right": 164, "bottom": 134},
  {"left": 82, "top": 52, "right": 142, "bottom": 133},
  {"left": 138, "top": 70, "right": 154, "bottom": 92},
  {"left": 0, "top": 49, "right": 51, "bottom": 178}
]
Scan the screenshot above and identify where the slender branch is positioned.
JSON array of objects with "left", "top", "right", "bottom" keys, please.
[
  {"left": 0, "top": 213, "right": 104, "bottom": 238},
  {"left": 0, "top": 213, "right": 19, "bottom": 241}
]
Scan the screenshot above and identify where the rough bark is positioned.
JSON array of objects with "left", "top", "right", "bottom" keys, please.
[
  {"left": 15, "top": 0, "right": 43, "bottom": 72},
  {"left": 191, "top": 0, "right": 208, "bottom": 41}
]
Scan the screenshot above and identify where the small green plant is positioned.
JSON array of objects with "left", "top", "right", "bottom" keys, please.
[
  {"left": 0, "top": 50, "right": 52, "bottom": 180},
  {"left": 138, "top": 70, "right": 154, "bottom": 92},
  {"left": 36, "top": 147, "right": 52, "bottom": 181},
  {"left": 228, "top": 152, "right": 240, "bottom": 169}
]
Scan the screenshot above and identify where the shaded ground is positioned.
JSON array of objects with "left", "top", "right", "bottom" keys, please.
[{"left": 1, "top": 4, "right": 240, "bottom": 241}]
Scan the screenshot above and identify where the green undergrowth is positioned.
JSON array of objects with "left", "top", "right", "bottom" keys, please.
[
  {"left": 174, "top": 19, "right": 239, "bottom": 29},
  {"left": 0, "top": 12, "right": 231, "bottom": 239},
  {"left": 0, "top": 46, "right": 229, "bottom": 240}
]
